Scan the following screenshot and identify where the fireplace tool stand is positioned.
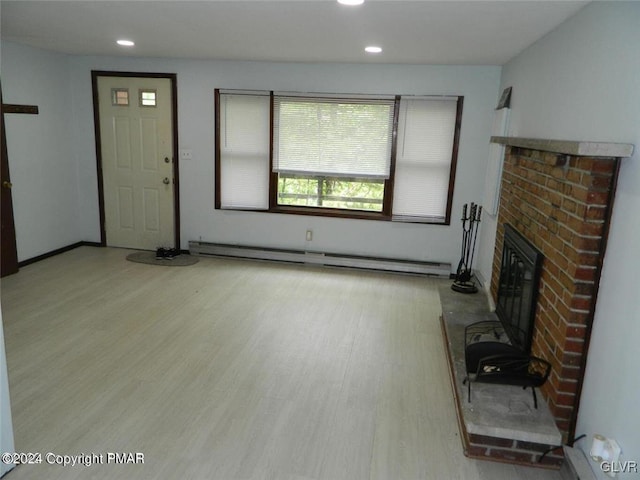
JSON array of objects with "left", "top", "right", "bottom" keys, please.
[{"left": 452, "top": 202, "right": 482, "bottom": 294}]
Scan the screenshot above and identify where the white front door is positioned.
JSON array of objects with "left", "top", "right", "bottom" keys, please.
[{"left": 97, "top": 76, "right": 174, "bottom": 250}]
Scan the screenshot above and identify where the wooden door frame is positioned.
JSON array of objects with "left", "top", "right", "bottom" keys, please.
[
  {"left": 91, "top": 71, "right": 180, "bottom": 249},
  {"left": 0, "top": 85, "right": 19, "bottom": 277}
]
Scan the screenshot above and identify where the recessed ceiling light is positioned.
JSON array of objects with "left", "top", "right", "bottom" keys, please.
[
  {"left": 337, "top": 0, "right": 364, "bottom": 5},
  {"left": 365, "top": 46, "right": 382, "bottom": 54},
  {"left": 117, "top": 39, "right": 135, "bottom": 47}
]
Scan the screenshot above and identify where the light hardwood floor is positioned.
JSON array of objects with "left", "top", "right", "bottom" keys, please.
[{"left": 1, "top": 247, "right": 563, "bottom": 480}]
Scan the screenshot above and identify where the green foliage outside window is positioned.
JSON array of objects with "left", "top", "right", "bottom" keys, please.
[{"left": 277, "top": 174, "right": 384, "bottom": 211}]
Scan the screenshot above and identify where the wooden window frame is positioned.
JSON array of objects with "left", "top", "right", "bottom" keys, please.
[{"left": 215, "top": 89, "right": 463, "bottom": 225}]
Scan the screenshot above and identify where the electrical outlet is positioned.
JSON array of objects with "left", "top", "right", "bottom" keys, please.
[
  {"left": 180, "top": 149, "right": 193, "bottom": 160},
  {"left": 306, "top": 230, "right": 313, "bottom": 241},
  {"left": 591, "top": 435, "right": 622, "bottom": 478}
]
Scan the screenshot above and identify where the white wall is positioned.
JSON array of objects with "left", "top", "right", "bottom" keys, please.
[
  {"left": 2, "top": 42, "right": 81, "bottom": 261},
  {"left": 1, "top": 40, "right": 501, "bottom": 267},
  {"left": 475, "top": 3, "right": 640, "bottom": 477},
  {"left": 67, "top": 56, "right": 500, "bottom": 267}
]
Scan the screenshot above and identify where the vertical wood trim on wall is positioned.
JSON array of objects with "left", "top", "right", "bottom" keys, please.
[
  {"left": 90, "top": 72, "right": 107, "bottom": 246},
  {"left": 214, "top": 89, "right": 221, "bottom": 209},
  {"left": 170, "top": 74, "right": 180, "bottom": 250},
  {"left": 445, "top": 96, "right": 464, "bottom": 226},
  {"left": 268, "top": 92, "right": 277, "bottom": 210},
  {"left": 0, "top": 86, "right": 20, "bottom": 276},
  {"left": 382, "top": 95, "right": 401, "bottom": 216}
]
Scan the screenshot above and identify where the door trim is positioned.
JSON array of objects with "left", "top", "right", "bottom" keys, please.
[
  {"left": 91, "top": 71, "right": 180, "bottom": 249},
  {"left": 0, "top": 85, "right": 19, "bottom": 277}
]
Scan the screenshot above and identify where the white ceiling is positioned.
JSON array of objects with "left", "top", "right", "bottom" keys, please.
[{"left": 1, "top": 0, "right": 588, "bottom": 65}]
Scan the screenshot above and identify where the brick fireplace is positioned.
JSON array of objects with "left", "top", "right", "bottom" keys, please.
[{"left": 489, "top": 137, "right": 633, "bottom": 443}]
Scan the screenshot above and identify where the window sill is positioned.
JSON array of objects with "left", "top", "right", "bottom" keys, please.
[
  {"left": 218, "top": 205, "right": 450, "bottom": 225},
  {"left": 271, "top": 205, "right": 388, "bottom": 221}
]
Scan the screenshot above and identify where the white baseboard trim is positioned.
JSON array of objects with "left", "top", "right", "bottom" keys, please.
[
  {"left": 561, "top": 446, "right": 596, "bottom": 480},
  {"left": 189, "top": 241, "right": 451, "bottom": 277}
]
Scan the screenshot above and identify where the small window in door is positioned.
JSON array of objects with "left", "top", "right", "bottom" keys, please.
[
  {"left": 139, "top": 89, "right": 157, "bottom": 107},
  {"left": 111, "top": 88, "right": 129, "bottom": 106}
]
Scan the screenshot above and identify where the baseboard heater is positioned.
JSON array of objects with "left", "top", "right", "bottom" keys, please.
[{"left": 189, "top": 241, "right": 451, "bottom": 277}]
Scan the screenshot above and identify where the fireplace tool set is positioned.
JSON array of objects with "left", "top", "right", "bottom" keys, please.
[{"left": 452, "top": 202, "right": 482, "bottom": 294}]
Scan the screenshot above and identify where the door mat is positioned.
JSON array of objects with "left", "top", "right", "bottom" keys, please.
[{"left": 126, "top": 251, "right": 199, "bottom": 267}]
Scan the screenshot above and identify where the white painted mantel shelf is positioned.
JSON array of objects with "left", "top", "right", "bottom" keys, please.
[{"left": 491, "top": 136, "right": 634, "bottom": 158}]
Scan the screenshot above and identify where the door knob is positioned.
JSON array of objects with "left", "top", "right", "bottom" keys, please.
[
  {"left": 2, "top": 181, "right": 12, "bottom": 189},
  {"left": 163, "top": 177, "right": 170, "bottom": 185}
]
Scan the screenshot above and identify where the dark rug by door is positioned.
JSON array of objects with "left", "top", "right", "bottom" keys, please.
[{"left": 126, "top": 251, "right": 199, "bottom": 267}]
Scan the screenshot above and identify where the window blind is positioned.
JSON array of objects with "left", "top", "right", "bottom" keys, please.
[
  {"left": 219, "top": 92, "right": 270, "bottom": 209},
  {"left": 272, "top": 96, "right": 395, "bottom": 179},
  {"left": 392, "top": 97, "right": 458, "bottom": 221}
]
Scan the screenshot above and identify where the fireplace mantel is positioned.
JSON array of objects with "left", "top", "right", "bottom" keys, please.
[{"left": 491, "top": 136, "right": 634, "bottom": 158}]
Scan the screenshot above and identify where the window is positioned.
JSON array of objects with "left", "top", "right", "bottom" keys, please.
[
  {"left": 139, "top": 89, "right": 157, "bottom": 107},
  {"left": 273, "top": 95, "right": 394, "bottom": 212},
  {"left": 215, "top": 90, "right": 462, "bottom": 224},
  {"left": 218, "top": 92, "right": 270, "bottom": 209},
  {"left": 111, "top": 88, "right": 129, "bottom": 106},
  {"left": 393, "top": 97, "right": 459, "bottom": 221}
]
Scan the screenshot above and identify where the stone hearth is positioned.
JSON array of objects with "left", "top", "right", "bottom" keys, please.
[{"left": 440, "top": 284, "right": 564, "bottom": 468}]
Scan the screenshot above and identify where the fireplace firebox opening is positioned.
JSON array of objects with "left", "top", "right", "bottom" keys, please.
[
  {"left": 495, "top": 223, "right": 544, "bottom": 354},
  {"left": 463, "top": 223, "right": 547, "bottom": 408}
]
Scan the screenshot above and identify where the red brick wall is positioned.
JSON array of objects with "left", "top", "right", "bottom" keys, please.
[
  {"left": 490, "top": 146, "right": 618, "bottom": 441},
  {"left": 466, "top": 433, "right": 564, "bottom": 468}
]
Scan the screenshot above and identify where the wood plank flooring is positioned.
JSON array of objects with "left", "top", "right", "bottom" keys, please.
[{"left": 0, "top": 247, "right": 563, "bottom": 480}]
